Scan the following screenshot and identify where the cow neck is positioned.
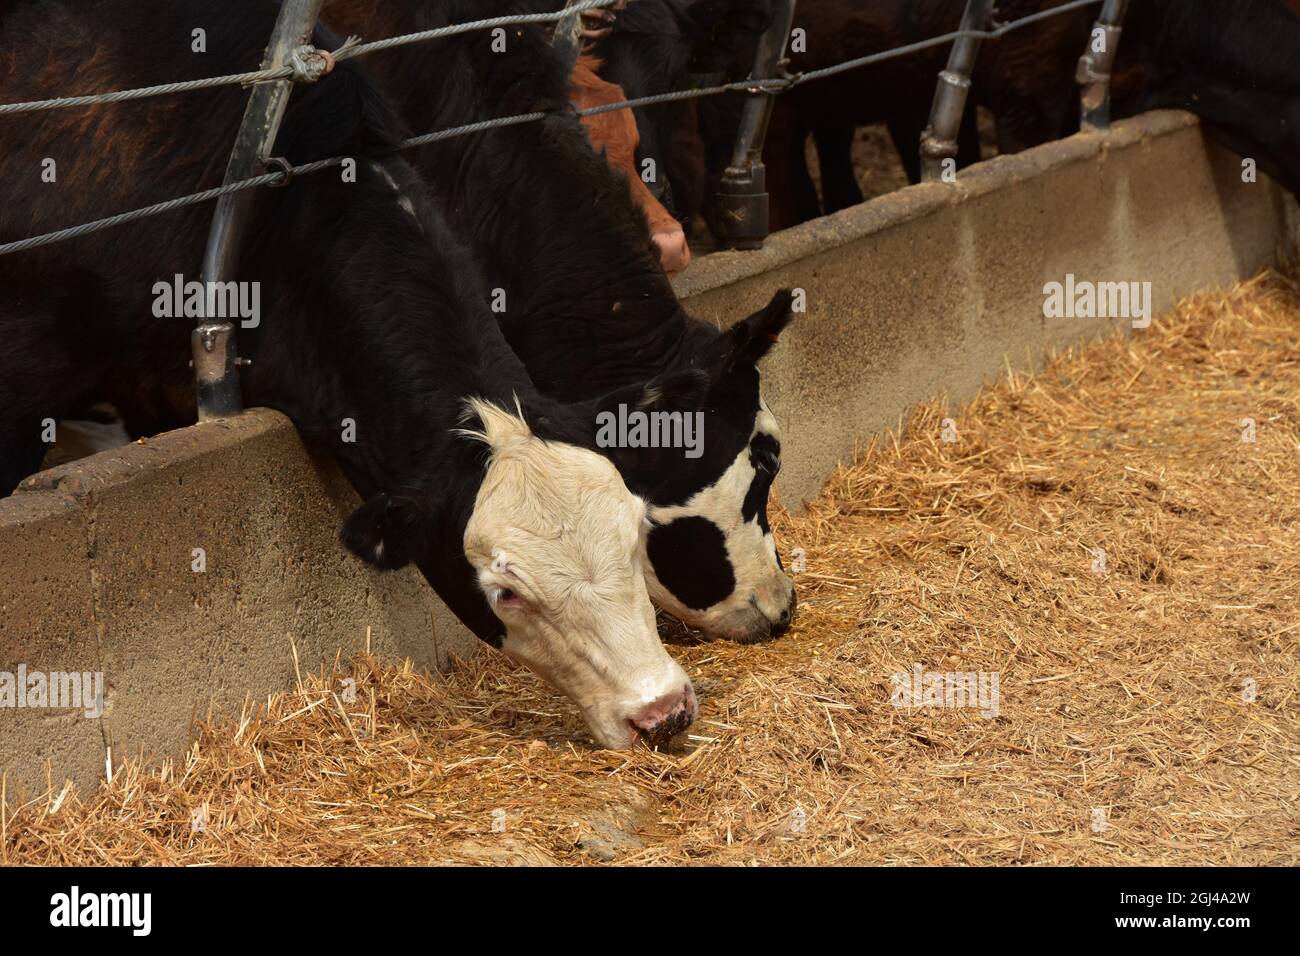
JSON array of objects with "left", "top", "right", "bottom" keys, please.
[
  {"left": 329, "top": 3, "right": 697, "bottom": 394},
  {"left": 1111, "top": 0, "right": 1300, "bottom": 194},
  {"left": 452, "top": 97, "right": 716, "bottom": 400},
  {"left": 248, "top": 165, "right": 545, "bottom": 496}
]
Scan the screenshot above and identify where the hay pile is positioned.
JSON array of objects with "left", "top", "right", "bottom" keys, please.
[{"left": 4, "top": 271, "right": 1298, "bottom": 865}]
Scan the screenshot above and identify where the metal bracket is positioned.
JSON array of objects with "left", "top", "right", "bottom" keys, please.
[{"left": 264, "top": 156, "right": 295, "bottom": 188}]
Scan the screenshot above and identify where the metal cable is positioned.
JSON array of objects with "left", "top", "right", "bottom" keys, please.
[
  {"left": 334, "top": 0, "right": 621, "bottom": 60},
  {"left": 0, "top": 0, "right": 625, "bottom": 115},
  {"left": 0, "top": 0, "right": 1104, "bottom": 257},
  {"left": 0, "top": 159, "right": 343, "bottom": 256}
]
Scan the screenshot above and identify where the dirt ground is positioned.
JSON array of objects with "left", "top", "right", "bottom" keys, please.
[
  {"left": 805, "top": 108, "right": 999, "bottom": 207},
  {"left": 4, "top": 270, "right": 1297, "bottom": 866}
]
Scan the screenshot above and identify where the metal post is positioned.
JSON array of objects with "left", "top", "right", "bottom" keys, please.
[
  {"left": 1076, "top": 0, "right": 1131, "bottom": 132},
  {"left": 920, "top": 0, "right": 994, "bottom": 183},
  {"left": 194, "top": 0, "right": 326, "bottom": 421},
  {"left": 714, "top": 0, "right": 797, "bottom": 250}
]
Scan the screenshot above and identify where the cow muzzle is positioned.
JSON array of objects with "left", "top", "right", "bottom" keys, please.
[
  {"left": 628, "top": 683, "right": 697, "bottom": 748},
  {"left": 705, "top": 578, "right": 797, "bottom": 644},
  {"left": 652, "top": 227, "right": 691, "bottom": 274}
]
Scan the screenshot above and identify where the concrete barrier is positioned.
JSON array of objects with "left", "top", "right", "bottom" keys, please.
[
  {"left": 2, "top": 110, "right": 1296, "bottom": 799},
  {"left": 1, "top": 412, "right": 477, "bottom": 800},
  {"left": 674, "top": 111, "right": 1299, "bottom": 507}
]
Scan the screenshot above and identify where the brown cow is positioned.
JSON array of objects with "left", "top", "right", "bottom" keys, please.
[
  {"left": 570, "top": 55, "right": 690, "bottom": 273},
  {"left": 321, "top": 0, "right": 687, "bottom": 272}
]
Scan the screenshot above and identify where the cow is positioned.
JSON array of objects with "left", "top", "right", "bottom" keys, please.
[
  {"left": 321, "top": 0, "right": 800, "bottom": 644},
  {"left": 570, "top": 55, "right": 690, "bottom": 273},
  {"left": 560, "top": 3, "right": 692, "bottom": 271},
  {"left": 582, "top": 0, "right": 781, "bottom": 239},
  {"left": 1077, "top": 0, "right": 1300, "bottom": 196},
  {"left": 768, "top": 0, "right": 1300, "bottom": 226},
  {"left": 0, "top": 0, "right": 702, "bottom": 749}
]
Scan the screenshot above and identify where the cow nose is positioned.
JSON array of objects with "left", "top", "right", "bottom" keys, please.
[
  {"left": 771, "top": 585, "right": 796, "bottom": 636},
  {"left": 769, "top": 598, "right": 790, "bottom": 634},
  {"left": 629, "top": 684, "right": 697, "bottom": 748},
  {"left": 652, "top": 228, "right": 691, "bottom": 274}
]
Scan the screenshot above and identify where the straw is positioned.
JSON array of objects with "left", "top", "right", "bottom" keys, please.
[{"left": 5, "top": 269, "right": 1297, "bottom": 865}]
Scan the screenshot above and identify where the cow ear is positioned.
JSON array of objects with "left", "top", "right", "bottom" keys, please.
[
  {"left": 716, "top": 289, "right": 794, "bottom": 370},
  {"left": 341, "top": 492, "right": 430, "bottom": 570}
]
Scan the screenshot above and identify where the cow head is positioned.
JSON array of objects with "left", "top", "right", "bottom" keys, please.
[
  {"left": 594, "top": 0, "right": 780, "bottom": 233},
  {"left": 569, "top": 56, "right": 692, "bottom": 274},
  {"left": 341, "top": 399, "right": 696, "bottom": 750},
  {"left": 595, "top": 290, "right": 797, "bottom": 644}
]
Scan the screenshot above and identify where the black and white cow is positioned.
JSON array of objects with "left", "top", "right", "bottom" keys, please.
[
  {"left": 0, "top": 0, "right": 700, "bottom": 749},
  {"left": 324, "top": 0, "right": 799, "bottom": 644}
]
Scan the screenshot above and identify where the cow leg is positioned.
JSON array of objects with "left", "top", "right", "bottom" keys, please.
[
  {"left": 813, "top": 125, "right": 864, "bottom": 214},
  {"left": 788, "top": 124, "right": 822, "bottom": 225},
  {"left": 0, "top": 302, "right": 104, "bottom": 495},
  {"left": 886, "top": 112, "right": 925, "bottom": 184},
  {"left": 760, "top": 104, "right": 816, "bottom": 231},
  {"left": 0, "top": 438, "right": 50, "bottom": 497}
]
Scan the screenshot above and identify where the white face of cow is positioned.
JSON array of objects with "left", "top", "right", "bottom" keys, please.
[
  {"left": 461, "top": 400, "right": 696, "bottom": 749},
  {"left": 640, "top": 397, "right": 795, "bottom": 642}
]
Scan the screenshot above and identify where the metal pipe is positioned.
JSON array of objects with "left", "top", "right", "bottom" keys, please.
[
  {"left": 714, "top": 0, "right": 797, "bottom": 250},
  {"left": 920, "top": 0, "right": 994, "bottom": 183},
  {"left": 1076, "top": 0, "right": 1131, "bottom": 132},
  {"left": 194, "top": 0, "right": 326, "bottom": 421}
]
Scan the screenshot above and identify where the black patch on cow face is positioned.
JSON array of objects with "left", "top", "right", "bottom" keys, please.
[
  {"left": 620, "top": 358, "right": 757, "bottom": 508},
  {"left": 646, "top": 516, "right": 735, "bottom": 611},
  {"left": 743, "top": 433, "right": 781, "bottom": 533}
]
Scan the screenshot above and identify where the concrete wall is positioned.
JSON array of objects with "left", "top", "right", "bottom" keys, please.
[
  {"left": 674, "top": 111, "right": 1299, "bottom": 507},
  {"left": 0, "top": 411, "right": 477, "bottom": 800},
  {"left": 2, "top": 110, "right": 1295, "bottom": 799}
]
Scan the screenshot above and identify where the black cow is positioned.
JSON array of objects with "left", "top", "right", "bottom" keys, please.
[
  {"left": 0, "top": 0, "right": 702, "bottom": 749},
  {"left": 769, "top": 0, "right": 1300, "bottom": 226},
  {"left": 1087, "top": 0, "right": 1300, "bottom": 195},
  {"left": 323, "top": 0, "right": 800, "bottom": 644}
]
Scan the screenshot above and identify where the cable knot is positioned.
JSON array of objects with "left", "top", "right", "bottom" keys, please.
[
  {"left": 289, "top": 44, "right": 338, "bottom": 83},
  {"left": 753, "top": 68, "right": 800, "bottom": 96}
]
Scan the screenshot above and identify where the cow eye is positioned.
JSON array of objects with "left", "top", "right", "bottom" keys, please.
[
  {"left": 756, "top": 450, "right": 781, "bottom": 475},
  {"left": 494, "top": 587, "right": 526, "bottom": 611}
]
